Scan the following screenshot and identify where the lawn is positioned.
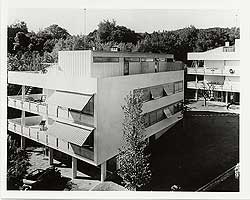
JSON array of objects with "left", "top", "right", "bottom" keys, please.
[{"left": 145, "top": 111, "right": 239, "bottom": 191}]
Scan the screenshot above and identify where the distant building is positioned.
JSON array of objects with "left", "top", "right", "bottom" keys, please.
[
  {"left": 187, "top": 39, "right": 240, "bottom": 104},
  {"left": 8, "top": 50, "right": 184, "bottom": 181}
]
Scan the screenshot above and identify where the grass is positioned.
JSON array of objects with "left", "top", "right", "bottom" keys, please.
[{"left": 144, "top": 111, "right": 239, "bottom": 191}]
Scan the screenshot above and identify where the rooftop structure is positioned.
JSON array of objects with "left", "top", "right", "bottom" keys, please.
[{"left": 8, "top": 50, "right": 184, "bottom": 181}]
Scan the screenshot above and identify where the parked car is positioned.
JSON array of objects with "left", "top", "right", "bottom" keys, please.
[{"left": 21, "top": 166, "right": 61, "bottom": 190}]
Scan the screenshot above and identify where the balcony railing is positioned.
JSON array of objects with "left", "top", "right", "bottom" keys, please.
[
  {"left": 187, "top": 81, "right": 240, "bottom": 92},
  {"left": 187, "top": 67, "right": 239, "bottom": 76},
  {"left": 8, "top": 118, "right": 94, "bottom": 161},
  {"left": 7, "top": 95, "right": 94, "bottom": 127}
]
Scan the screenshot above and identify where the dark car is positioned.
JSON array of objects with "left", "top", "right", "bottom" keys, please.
[{"left": 21, "top": 166, "right": 61, "bottom": 190}]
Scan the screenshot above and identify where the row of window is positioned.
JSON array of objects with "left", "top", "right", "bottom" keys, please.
[
  {"left": 136, "top": 81, "right": 183, "bottom": 102},
  {"left": 93, "top": 56, "right": 174, "bottom": 63},
  {"left": 144, "top": 101, "right": 183, "bottom": 128}
]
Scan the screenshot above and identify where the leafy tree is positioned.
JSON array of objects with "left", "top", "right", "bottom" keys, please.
[
  {"left": 8, "top": 21, "right": 28, "bottom": 53},
  {"left": 7, "top": 135, "right": 30, "bottom": 190},
  {"left": 198, "top": 81, "right": 218, "bottom": 106},
  {"left": 118, "top": 90, "right": 152, "bottom": 191},
  {"left": 38, "top": 24, "right": 70, "bottom": 40}
]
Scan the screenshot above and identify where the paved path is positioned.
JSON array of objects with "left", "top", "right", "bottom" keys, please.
[{"left": 187, "top": 100, "right": 240, "bottom": 114}]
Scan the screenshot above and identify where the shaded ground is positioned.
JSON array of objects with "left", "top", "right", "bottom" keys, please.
[
  {"left": 90, "top": 181, "right": 128, "bottom": 191},
  {"left": 26, "top": 147, "right": 100, "bottom": 191},
  {"left": 210, "top": 174, "right": 239, "bottom": 192},
  {"left": 144, "top": 111, "right": 239, "bottom": 191}
]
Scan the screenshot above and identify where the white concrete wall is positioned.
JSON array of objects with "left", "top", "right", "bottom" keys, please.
[
  {"left": 205, "top": 60, "right": 224, "bottom": 69},
  {"left": 58, "top": 50, "right": 92, "bottom": 77},
  {"left": 95, "top": 70, "right": 184, "bottom": 165},
  {"left": 8, "top": 71, "right": 97, "bottom": 94},
  {"left": 224, "top": 60, "right": 240, "bottom": 66}
]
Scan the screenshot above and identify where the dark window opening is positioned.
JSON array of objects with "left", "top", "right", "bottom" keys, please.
[{"left": 93, "top": 57, "right": 119, "bottom": 63}]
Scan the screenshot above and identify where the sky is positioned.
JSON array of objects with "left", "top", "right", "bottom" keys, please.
[{"left": 8, "top": 9, "right": 239, "bottom": 35}]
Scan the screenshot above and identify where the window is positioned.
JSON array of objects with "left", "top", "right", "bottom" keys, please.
[
  {"left": 179, "top": 81, "right": 183, "bottom": 92},
  {"left": 159, "top": 58, "right": 166, "bottom": 62},
  {"left": 93, "top": 57, "right": 119, "bottom": 63},
  {"left": 144, "top": 113, "right": 150, "bottom": 128},
  {"left": 163, "top": 83, "right": 174, "bottom": 96},
  {"left": 124, "top": 61, "right": 129, "bottom": 75},
  {"left": 124, "top": 57, "right": 140, "bottom": 62},
  {"left": 150, "top": 111, "right": 157, "bottom": 125},
  {"left": 174, "top": 81, "right": 183, "bottom": 93},
  {"left": 168, "top": 104, "right": 174, "bottom": 115},
  {"left": 166, "top": 58, "right": 174, "bottom": 62},
  {"left": 156, "top": 109, "right": 165, "bottom": 121},
  {"left": 142, "top": 88, "right": 151, "bottom": 102},
  {"left": 174, "top": 82, "right": 179, "bottom": 93},
  {"left": 150, "top": 86, "right": 163, "bottom": 100}
]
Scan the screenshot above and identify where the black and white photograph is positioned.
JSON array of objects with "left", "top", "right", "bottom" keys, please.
[{"left": 0, "top": 0, "right": 250, "bottom": 199}]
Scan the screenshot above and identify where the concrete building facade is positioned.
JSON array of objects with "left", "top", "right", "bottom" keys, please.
[
  {"left": 8, "top": 50, "right": 184, "bottom": 181},
  {"left": 187, "top": 39, "right": 240, "bottom": 104}
]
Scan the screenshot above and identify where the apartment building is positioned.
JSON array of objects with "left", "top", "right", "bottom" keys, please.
[
  {"left": 7, "top": 50, "right": 184, "bottom": 181},
  {"left": 187, "top": 39, "right": 240, "bottom": 104}
]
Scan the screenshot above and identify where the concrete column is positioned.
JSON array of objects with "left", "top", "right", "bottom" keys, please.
[
  {"left": 72, "top": 157, "right": 77, "bottom": 179},
  {"left": 20, "top": 136, "right": 25, "bottom": 149},
  {"left": 225, "top": 91, "right": 228, "bottom": 104},
  {"left": 101, "top": 161, "right": 107, "bottom": 182},
  {"left": 195, "top": 89, "right": 198, "bottom": 101},
  {"left": 21, "top": 85, "right": 25, "bottom": 131},
  {"left": 49, "top": 148, "right": 54, "bottom": 165}
]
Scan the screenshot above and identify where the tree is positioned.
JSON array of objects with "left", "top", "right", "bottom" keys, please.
[
  {"left": 7, "top": 135, "right": 30, "bottom": 190},
  {"left": 198, "top": 81, "right": 218, "bottom": 106},
  {"left": 38, "top": 24, "right": 70, "bottom": 40},
  {"left": 118, "top": 90, "right": 152, "bottom": 191}
]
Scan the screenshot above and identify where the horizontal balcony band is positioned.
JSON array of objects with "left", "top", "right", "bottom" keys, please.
[
  {"left": 187, "top": 67, "right": 240, "bottom": 76},
  {"left": 142, "top": 92, "right": 184, "bottom": 114},
  {"left": 143, "top": 111, "right": 183, "bottom": 139},
  {"left": 7, "top": 95, "right": 94, "bottom": 128},
  {"left": 187, "top": 81, "right": 240, "bottom": 92},
  {"left": 8, "top": 118, "right": 95, "bottom": 164}
]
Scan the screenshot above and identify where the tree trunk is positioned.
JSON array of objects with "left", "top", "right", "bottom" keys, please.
[{"left": 204, "top": 98, "right": 207, "bottom": 106}]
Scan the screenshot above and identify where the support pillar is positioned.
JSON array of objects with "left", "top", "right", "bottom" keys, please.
[
  {"left": 101, "top": 161, "right": 107, "bottom": 182},
  {"left": 195, "top": 89, "right": 198, "bottom": 101},
  {"left": 72, "top": 157, "right": 77, "bottom": 179},
  {"left": 225, "top": 91, "right": 228, "bottom": 104},
  {"left": 20, "top": 136, "right": 25, "bottom": 150},
  {"left": 21, "top": 85, "right": 26, "bottom": 143},
  {"left": 49, "top": 148, "right": 54, "bottom": 165}
]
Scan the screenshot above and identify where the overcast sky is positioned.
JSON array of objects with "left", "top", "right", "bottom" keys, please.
[{"left": 8, "top": 9, "right": 239, "bottom": 35}]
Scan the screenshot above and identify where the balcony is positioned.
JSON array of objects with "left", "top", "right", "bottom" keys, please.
[
  {"left": 7, "top": 94, "right": 94, "bottom": 127},
  {"left": 8, "top": 116, "right": 94, "bottom": 162},
  {"left": 187, "top": 67, "right": 240, "bottom": 76},
  {"left": 187, "top": 81, "right": 240, "bottom": 92}
]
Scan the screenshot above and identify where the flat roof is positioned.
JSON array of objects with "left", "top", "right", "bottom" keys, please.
[{"left": 59, "top": 49, "right": 174, "bottom": 58}]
